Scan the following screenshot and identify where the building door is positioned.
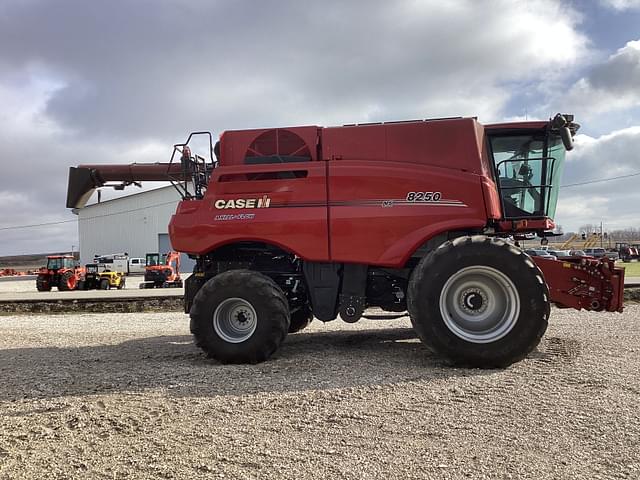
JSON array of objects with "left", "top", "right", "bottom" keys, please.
[{"left": 158, "top": 234, "right": 196, "bottom": 273}]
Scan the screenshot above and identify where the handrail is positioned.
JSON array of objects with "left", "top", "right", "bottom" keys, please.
[{"left": 495, "top": 156, "right": 557, "bottom": 219}]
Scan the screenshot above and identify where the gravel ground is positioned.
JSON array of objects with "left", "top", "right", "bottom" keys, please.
[
  {"left": 0, "top": 276, "right": 148, "bottom": 294},
  {"left": 1, "top": 306, "right": 639, "bottom": 479},
  {"left": 0, "top": 278, "right": 39, "bottom": 294}
]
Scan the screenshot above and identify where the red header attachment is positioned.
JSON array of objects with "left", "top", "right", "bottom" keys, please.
[{"left": 533, "top": 256, "right": 625, "bottom": 312}]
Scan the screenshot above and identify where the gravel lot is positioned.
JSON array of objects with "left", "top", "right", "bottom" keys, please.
[
  {"left": 1, "top": 306, "right": 639, "bottom": 479},
  {"left": 0, "top": 275, "right": 155, "bottom": 294}
]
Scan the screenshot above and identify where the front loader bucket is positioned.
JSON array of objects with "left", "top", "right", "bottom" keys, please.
[{"left": 66, "top": 167, "right": 104, "bottom": 209}]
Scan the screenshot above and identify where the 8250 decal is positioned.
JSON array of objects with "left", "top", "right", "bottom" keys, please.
[{"left": 406, "top": 191, "right": 442, "bottom": 202}]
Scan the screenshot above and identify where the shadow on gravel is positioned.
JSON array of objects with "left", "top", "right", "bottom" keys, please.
[{"left": 0, "top": 328, "right": 492, "bottom": 401}]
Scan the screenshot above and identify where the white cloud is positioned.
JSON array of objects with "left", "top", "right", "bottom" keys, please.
[
  {"left": 0, "top": 0, "right": 589, "bottom": 136},
  {"left": 555, "top": 126, "right": 640, "bottom": 231},
  {"left": 563, "top": 40, "right": 640, "bottom": 119},
  {"left": 600, "top": 0, "right": 640, "bottom": 10}
]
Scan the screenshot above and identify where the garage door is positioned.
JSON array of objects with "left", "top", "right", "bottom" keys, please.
[{"left": 158, "top": 234, "right": 196, "bottom": 273}]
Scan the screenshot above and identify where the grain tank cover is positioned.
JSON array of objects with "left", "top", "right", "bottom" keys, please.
[{"left": 321, "top": 117, "right": 485, "bottom": 174}]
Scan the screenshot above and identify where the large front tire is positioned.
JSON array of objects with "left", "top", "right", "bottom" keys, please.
[
  {"left": 408, "top": 236, "right": 549, "bottom": 368},
  {"left": 190, "top": 270, "right": 290, "bottom": 364}
]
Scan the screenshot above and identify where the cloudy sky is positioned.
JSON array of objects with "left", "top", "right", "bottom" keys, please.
[{"left": 1, "top": 0, "right": 639, "bottom": 255}]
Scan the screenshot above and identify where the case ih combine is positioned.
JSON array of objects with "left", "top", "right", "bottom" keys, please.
[{"left": 67, "top": 114, "right": 625, "bottom": 367}]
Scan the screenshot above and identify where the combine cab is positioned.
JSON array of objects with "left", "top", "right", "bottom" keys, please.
[
  {"left": 67, "top": 114, "right": 625, "bottom": 367},
  {"left": 36, "top": 255, "right": 84, "bottom": 291},
  {"left": 140, "top": 252, "right": 183, "bottom": 288}
]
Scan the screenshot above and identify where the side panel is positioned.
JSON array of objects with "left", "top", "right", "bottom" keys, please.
[
  {"left": 322, "top": 118, "right": 484, "bottom": 174},
  {"left": 169, "top": 162, "right": 329, "bottom": 261},
  {"left": 328, "top": 161, "right": 487, "bottom": 267}
]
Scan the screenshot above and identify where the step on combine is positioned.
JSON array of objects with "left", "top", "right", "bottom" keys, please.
[{"left": 67, "top": 114, "right": 625, "bottom": 367}]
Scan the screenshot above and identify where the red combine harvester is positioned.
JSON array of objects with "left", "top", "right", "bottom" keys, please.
[
  {"left": 67, "top": 114, "right": 625, "bottom": 367},
  {"left": 140, "top": 251, "right": 183, "bottom": 288},
  {"left": 36, "top": 255, "right": 84, "bottom": 291}
]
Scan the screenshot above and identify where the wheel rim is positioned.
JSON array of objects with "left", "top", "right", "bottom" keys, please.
[
  {"left": 213, "top": 298, "right": 258, "bottom": 343},
  {"left": 439, "top": 266, "right": 520, "bottom": 344},
  {"left": 67, "top": 276, "right": 76, "bottom": 290}
]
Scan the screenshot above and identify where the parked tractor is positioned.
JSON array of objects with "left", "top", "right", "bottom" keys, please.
[
  {"left": 78, "top": 264, "right": 126, "bottom": 290},
  {"left": 67, "top": 114, "right": 625, "bottom": 367},
  {"left": 140, "top": 252, "right": 183, "bottom": 288},
  {"left": 36, "top": 255, "right": 84, "bottom": 291}
]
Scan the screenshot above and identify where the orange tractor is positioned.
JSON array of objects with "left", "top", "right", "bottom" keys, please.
[
  {"left": 140, "top": 251, "right": 183, "bottom": 288},
  {"left": 36, "top": 255, "right": 84, "bottom": 291}
]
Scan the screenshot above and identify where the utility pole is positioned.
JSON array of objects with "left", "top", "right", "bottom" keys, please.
[{"left": 600, "top": 221, "right": 604, "bottom": 248}]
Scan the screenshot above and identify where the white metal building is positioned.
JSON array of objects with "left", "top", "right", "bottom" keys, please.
[{"left": 74, "top": 186, "right": 195, "bottom": 272}]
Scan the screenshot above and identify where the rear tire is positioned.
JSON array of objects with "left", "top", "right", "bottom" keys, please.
[
  {"left": 99, "top": 278, "right": 110, "bottom": 290},
  {"left": 36, "top": 276, "right": 51, "bottom": 292},
  {"left": 288, "top": 306, "right": 313, "bottom": 333},
  {"left": 190, "top": 270, "right": 290, "bottom": 364},
  {"left": 117, "top": 277, "right": 125, "bottom": 290},
  {"left": 408, "top": 236, "right": 549, "bottom": 368}
]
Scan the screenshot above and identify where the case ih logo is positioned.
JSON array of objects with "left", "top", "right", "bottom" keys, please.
[{"left": 214, "top": 195, "right": 271, "bottom": 210}]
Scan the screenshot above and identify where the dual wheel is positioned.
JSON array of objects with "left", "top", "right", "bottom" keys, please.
[{"left": 190, "top": 236, "right": 549, "bottom": 367}]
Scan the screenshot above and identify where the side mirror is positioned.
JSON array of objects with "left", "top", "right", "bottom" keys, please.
[
  {"left": 560, "top": 126, "right": 573, "bottom": 151},
  {"left": 551, "top": 113, "right": 574, "bottom": 151}
]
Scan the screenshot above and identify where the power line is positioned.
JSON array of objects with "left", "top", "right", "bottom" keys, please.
[
  {"left": 74, "top": 200, "right": 178, "bottom": 222},
  {"left": 1, "top": 200, "right": 179, "bottom": 232},
  {"left": 562, "top": 171, "right": 640, "bottom": 188},
  {"left": 0, "top": 219, "right": 76, "bottom": 231}
]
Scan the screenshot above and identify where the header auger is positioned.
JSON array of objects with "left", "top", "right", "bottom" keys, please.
[{"left": 67, "top": 114, "right": 624, "bottom": 367}]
